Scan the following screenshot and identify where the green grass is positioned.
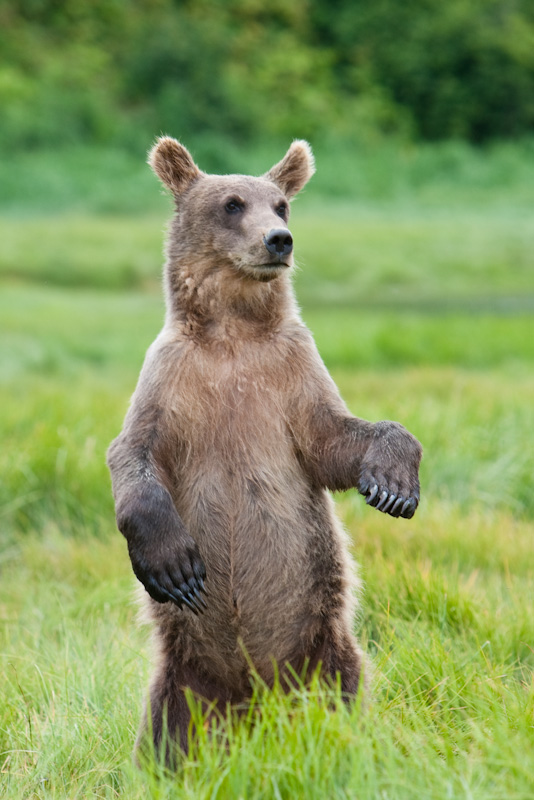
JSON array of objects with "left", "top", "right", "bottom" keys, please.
[
  {"left": 1, "top": 143, "right": 534, "bottom": 797},
  {"left": 2, "top": 505, "right": 533, "bottom": 798}
]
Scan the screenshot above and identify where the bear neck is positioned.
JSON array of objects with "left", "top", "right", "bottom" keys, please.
[{"left": 164, "top": 258, "right": 300, "bottom": 343}]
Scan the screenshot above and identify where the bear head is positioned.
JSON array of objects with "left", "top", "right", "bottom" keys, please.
[{"left": 149, "top": 137, "right": 315, "bottom": 286}]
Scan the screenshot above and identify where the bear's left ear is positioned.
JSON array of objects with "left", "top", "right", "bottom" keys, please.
[
  {"left": 148, "top": 136, "right": 203, "bottom": 196},
  {"left": 264, "top": 140, "right": 315, "bottom": 199}
]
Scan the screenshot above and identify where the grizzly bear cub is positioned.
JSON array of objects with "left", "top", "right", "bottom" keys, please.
[{"left": 107, "top": 137, "right": 422, "bottom": 763}]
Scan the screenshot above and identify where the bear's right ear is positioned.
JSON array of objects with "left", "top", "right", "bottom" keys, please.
[{"left": 148, "top": 136, "right": 202, "bottom": 196}]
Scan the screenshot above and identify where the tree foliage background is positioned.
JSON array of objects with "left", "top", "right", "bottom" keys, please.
[{"left": 2, "top": 0, "right": 534, "bottom": 154}]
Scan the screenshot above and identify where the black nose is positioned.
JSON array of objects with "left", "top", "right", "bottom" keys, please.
[{"left": 264, "top": 228, "right": 293, "bottom": 258}]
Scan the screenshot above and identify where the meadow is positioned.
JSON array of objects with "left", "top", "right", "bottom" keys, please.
[{"left": 1, "top": 143, "right": 534, "bottom": 798}]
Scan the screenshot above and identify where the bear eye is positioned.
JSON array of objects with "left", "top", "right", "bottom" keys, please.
[
  {"left": 225, "top": 198, "right": 244, "bottom": 214},
  {"left": 275, "top": 202, "right": 288, "bottom": 220}
]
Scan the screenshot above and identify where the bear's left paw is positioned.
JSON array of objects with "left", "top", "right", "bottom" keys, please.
[
  {"left": 357, "top": 421, "right": 422, "bottom": 519},
  {"left": 358, "top": 474, "right": 419, "bottom": 519}
]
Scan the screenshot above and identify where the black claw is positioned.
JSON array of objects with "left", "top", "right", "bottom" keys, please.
[
  {"left": 382, "top": 493, "right": 397, "bottom": 513},
  {"left": 181, "top": 592, "right": 200, "bottom": 614},
  {"left": 180, "top": 583, "right": 204, "bottom": 614},
  {"left": 188, "top": 589, "right": 206, "bottom": 613},
  {"left": 186, "top": 592, "right": 203, "bottom": 613},
  {"left": 144, "top": 575, "right": 175, "bottom": 605},
  {"left": 366, "top": 484, "right": 379, "bottom": 505},
  {"left": 375, "top": 490, "right": 389, "bottom": 510},
  {"left": 190, "top": 598, "right": 203, "bottom": 614},
  {"left": 192, "top": 585, "right": 208, "bottom": 609},
  {"left": 163, "top": 589, "right": 180, "bottom": 605},
  {"left": 161, "top": 579, "right": 186, "bottom": 610},
  {"left": 168, "top": 589, "right": 186, "bottom": 610},
  {"left": 401, "top": 498, "right": 416, "bottom": 518},
  {"left": 168, "top": 569, "right": 201, "bottom": 611},
  {"left": 199, "top": 578, "right": 208, "bottom": 596},
  {"left": 390, "top": 496, "right": 405, "bottom": 517}
]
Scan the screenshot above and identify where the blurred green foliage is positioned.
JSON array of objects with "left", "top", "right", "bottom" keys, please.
[
  {"left": 2, "top": 0, "right": 534, "bottom": 154},
  {"left": 3, "top": 137, "right": 534, "bottom": 213}
]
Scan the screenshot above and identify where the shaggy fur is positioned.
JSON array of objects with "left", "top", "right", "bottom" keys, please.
[{"left": 107, "top": 138, "right": 422, "bottom": 763}]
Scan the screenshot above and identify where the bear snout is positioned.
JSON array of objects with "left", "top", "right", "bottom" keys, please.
[{"left": 263, "top": 228, "right": 294, "bottom": 260}]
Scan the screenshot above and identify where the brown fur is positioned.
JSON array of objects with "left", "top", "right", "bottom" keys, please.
[{"left": 107, "top": 137, "right": 422, "bottom": 763}]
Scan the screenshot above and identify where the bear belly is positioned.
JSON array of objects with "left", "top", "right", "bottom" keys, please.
[{"left": 165, "top": 458, "right": 345, "bottom": 686}]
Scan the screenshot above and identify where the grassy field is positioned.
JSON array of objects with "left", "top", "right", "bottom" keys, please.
[{"left": 1, "top": 144, "right": 534, "bottom": 798}]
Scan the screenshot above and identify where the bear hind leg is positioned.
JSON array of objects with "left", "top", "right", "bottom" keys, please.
[
  {"left": 303, "top": 627, "right": 369, "bottom": 701},
  {"left": 135, "top": 661, "right": 232, "bottom": 767}
]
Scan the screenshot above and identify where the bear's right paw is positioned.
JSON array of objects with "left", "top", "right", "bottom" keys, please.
[{"left": 127, "top": 534, "right": 207, "bottom": 615}]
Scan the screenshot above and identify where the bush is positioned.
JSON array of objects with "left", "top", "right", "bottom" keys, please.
[{"left": 2, "top": 0, "right": 534, "bottom": 151}]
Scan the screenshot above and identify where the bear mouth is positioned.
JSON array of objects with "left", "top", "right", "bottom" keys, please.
[{"left": 248, "top": 263, "right": 290, "bottom": 282}]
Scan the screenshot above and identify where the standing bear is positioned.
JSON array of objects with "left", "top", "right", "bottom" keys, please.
[{"left": 107, "top": 138, "right": 422, "bottom": 762}]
